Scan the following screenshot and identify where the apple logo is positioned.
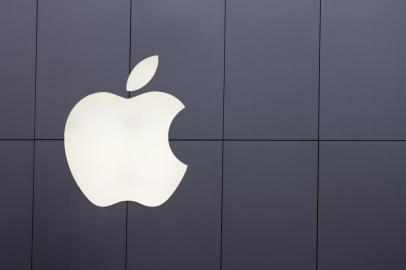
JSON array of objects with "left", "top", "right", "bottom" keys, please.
[{"left": 64, "top": 55, "right": 187, "bottom": 207}]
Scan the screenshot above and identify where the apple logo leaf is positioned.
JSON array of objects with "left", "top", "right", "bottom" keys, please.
[{"left": 126, "top": 55, "right": 159, "bottom": 92}]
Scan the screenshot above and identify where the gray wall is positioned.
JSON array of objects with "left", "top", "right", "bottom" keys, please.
[{"left": 1, "top": 0, "right": 405, "bottom": 269}]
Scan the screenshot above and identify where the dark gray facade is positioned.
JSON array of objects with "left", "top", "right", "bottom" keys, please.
[{"left": 1, "top": 0, "right": 405, "bottom": 269}]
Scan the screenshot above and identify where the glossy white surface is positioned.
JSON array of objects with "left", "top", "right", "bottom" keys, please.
[
  {"left": 64, "top": 56, "right": 187, "bottom": 207},
  {"left": 126, "top": 55, "right": 159, "bottom": 92}
]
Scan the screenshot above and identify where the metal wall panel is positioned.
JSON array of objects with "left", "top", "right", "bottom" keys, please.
[
  {"left": 225, "top": 0, "right": 319, "bottom": 140},
  {"left": 223, "top": 141, "right": 317, "bottom": 270},
  {"left": 0, "top": 0, "right": 36, "bottom": 138},
  {"left": 0, "top": 141, "right": 33, "bottom": 269},
  {"left": 35, "top": 0, "right": 130, "bottom": 139},
  {"left": 127, "top": 141, "right": 222, "bottom": 270},
  {"left": 320, "top": 0, "right": 406, "bottom": 139},
  {"left": 32, "top": 141, "right": 126, "bottom": 270},
  {"left": 131, "top": 0, "right": 224, "bottom": 139},
  {"left": 319, "top": 142, "right": 406, "bottom": 270}
]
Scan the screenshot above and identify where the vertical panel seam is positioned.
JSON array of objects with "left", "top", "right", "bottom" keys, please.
[
  {"left": 128, "top": 0, "right": 133, "bottom": 79},
  {"left": 220, "top": 0, "right": 227, "bottom": 269},
  {"left": 30, "top": 0, "right": 39, "bottom": 269},
  {"left": 125, "top": 1, "right": 133, "bottom": 270},
  {"left": 316, "top": 0, "right": 322, "bottom": 269}
]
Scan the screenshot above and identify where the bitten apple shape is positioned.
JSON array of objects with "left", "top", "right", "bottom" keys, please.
[{"left": 64, "top": 56, "right": 187, "bottom": 207}]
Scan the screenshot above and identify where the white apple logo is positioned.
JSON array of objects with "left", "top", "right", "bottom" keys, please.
[{"left": 64, "top": 55, "right": 187, "bottom": 207}]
